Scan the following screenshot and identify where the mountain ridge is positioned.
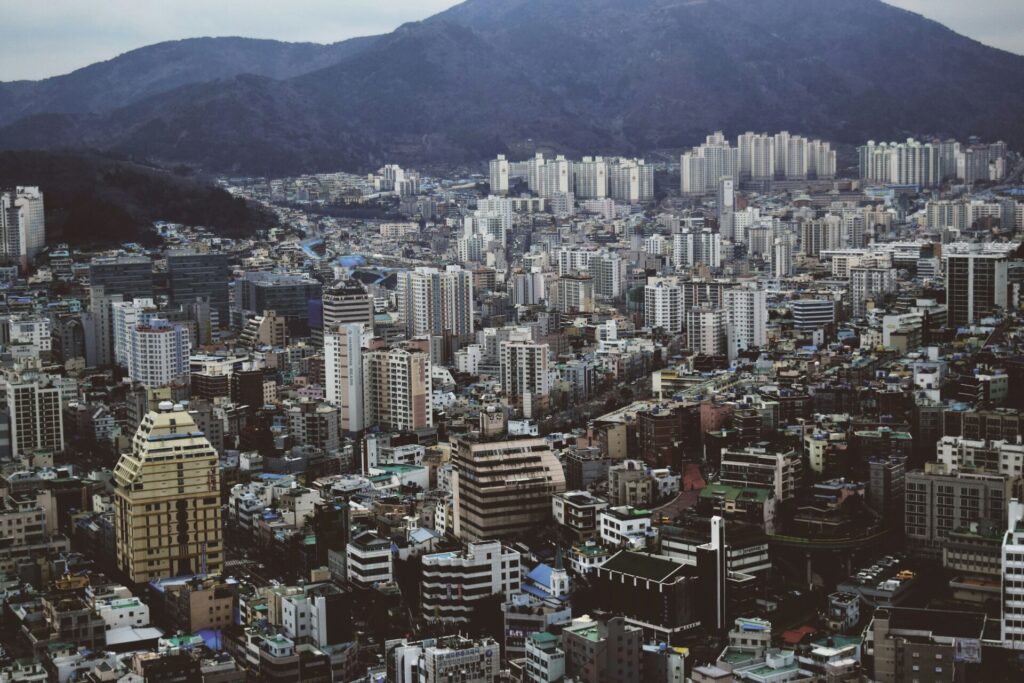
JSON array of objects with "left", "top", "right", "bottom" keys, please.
[{"left": 2, "top": 0, "right": 1023, "bottom": 175}]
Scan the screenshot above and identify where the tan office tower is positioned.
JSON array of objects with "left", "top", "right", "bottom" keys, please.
[
  {"left": 362, "top": 341, "right": 433, "bottom": 432},
  {"left": 452, "top": 431, "right": 566, "bottom": 541},
  {"left": 113, "top": 401, "right": 222, "bottom": 584}
]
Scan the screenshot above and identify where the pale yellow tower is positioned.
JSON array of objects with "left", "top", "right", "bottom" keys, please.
[{"left": 113, "top": 401, "right": 222, "bottom": 584}]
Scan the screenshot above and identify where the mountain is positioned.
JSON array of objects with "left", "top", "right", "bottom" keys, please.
[
  {"left": 0, "top": 36, "right": 379, "bottom": 126},
  {"left": 0, "top": 151, "right": 274, "bottom": 246},
  {"left": 2, "top": 0, "right": 1023, "bottom": 175}
]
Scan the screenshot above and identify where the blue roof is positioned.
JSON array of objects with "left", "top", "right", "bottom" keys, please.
[
  {"left": 527, "top": 563, "right": 553, "bottom": 587},
  {"left": 522, "top": 584, "right": 551, "bottom": 600}
]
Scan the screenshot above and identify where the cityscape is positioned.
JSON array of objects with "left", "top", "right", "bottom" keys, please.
[{"left": 4, "top": 1, "right": 1024, "bottom": 682}]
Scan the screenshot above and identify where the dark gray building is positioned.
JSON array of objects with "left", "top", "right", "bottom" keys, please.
[
  {"left": 89, "top": 256, "right": 154, "bottom": 298},
  {"left": 905, "top": 463, "right": 1016, "bottom": 558},
  {"left": 238, "top": 272, "right": 322, "bottom": 335},
  {"left": 167, "top": 251, "right": 230, "bottom": 323}
]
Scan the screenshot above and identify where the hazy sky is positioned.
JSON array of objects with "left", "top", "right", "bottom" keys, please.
[{"left": 2, "top": 0, "right": 1022, "bottom": 81}]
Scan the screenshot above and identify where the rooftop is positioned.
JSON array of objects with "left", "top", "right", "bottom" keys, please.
[{"left": 599, "top": 551, "right": 691, "bottom": 583}]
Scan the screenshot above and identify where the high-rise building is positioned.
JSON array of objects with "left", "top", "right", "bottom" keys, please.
[
  {"left": 1001, "top": 498, "right": 1024, "bottom": 649},
  {"left": 858, "top": 139, "right": 941, "bottom": 187},
  {"left": 905, "top": 464, "right": 1011, "bottom": 558},
  {"left": 89, "top": 256, "right": 155, "bottom": 299},
  {"left": 397, "top": 266, "right": 474, "bottom": 339},
  {"left": 167, "top": 251, "right": 230, "bottom": 323},
  {"left": 851, "top": 266, "right": 898, "bottom": 317},
  {"left": 489, "top": 154, "right": 510, "bottom": 195},
  {"left": 0, "top": 187, "right": 45, "bottom": 270},
  {"left": 325, "top": 323, "right": 364, "bottom": 434},
  {"left": 607, "top": 158, "right": 654, "bottom": 204},
  {"left": 724, "top": 287, "right": 767, "bottom": 358},
  {"left": 674, "top": 229, "right": 722, "bottom": 270},
  {"left": 237, "top": 272, "right": 322, "bottom": 335},
  {"left": 111, "top": 298, "right": 160, "bottom": 369},
  {"left": 573, "top": 156, "right": 609, "bottom": 199},
  {"left": 508, "top": 268, "right": 547, "bottom": 306},
  {"left": 588, "top": 251, "right": 623, "bottom": 299},
  {"left": 421, "top": 541, "right": 521, "bottom": 624},
  {"left": 791, "top": 299, "right": 835, "bottom": 330},
  {"left": 686, "top": 307, "right": 727, "bottom": 356},
  {"left": 452, "top": 434, "right": 566, "bottom": 541},
  {"left": 532, "top": 155, "right": 572, "bottom": 199},
  {"left": 321, "top": 279, "right": 373, "bottom": 334},
  {"left": 286, "top": 400, "right": 340, "bottom": 453},
  {"left": 717, "top": 176, "right": 735, "bottom": 240},
  {"left": 946, "top": 250, "right": 1009, "bottom": 326},
  {"left": 362, "top": 341, "right": 432, "bottom": 432},
  {"left": 644, "top": 277, "right": 683, "bottom": 333},
  {"left": 737, "top": 132, "right": 775, "bottom": 181},
  {"left": 681, "top": 132, "right": 739, "bottom": 195},
  {"left": 499, "top": 340, "right": 550, "bottom": 415},
  {"left": 555, "top": 275, "right": 594, "bottom": 314},
  {"left": 113, "top": 402, "right": 222, "bottom": 584},
  {"left": 4, "top": 363, "right": 63, "bottom": 456},
  {"left": 771, "top": 236, "right": 794, "bottom": 277},
  {"left": 127, "top": 318, "right": 191, "bottom": 388}
]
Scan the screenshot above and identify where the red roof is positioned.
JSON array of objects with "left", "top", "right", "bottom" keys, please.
[{"left": 781, "top": 625, "right": 817, "bottom": 645}]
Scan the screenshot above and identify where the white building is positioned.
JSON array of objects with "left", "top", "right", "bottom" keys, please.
[
  {"left": 346, "top": 530, "right": 393, "bottom": 588},
  {"left": 681, "top": 132, "right": 739, "bottom": 195},
  {"left": 126, "top": 318, "right": 190, "bottom": 387},
  {"left": 499, "top": 340, "right": 551, "bottom": 414},
  {"left": 674, "top": 229, "right": 722, "bottom": 270},
  {"left": 6, "top": 317, "right": 51, "bottom": 354},
  {"left": 598, "top": 506, "right": 653, "bottom": 549},
  {"left": 111, "top": 298, "right": 159, "bottom": 368},
  {"left": 686, "top": 307, "right": 727, "bottom": 356},
  {"left": 573, "top": 156, "right": 608, "bottom": 199},
  {"left": 96, "top": 597, "right": 150, "bottom": 631},
  {"left": 607, "top": 158, "right": 654, "bottom": 204},
  {"left": 0, "top": 187, "right": 45, "bottom": 269},
  {"left": 851, "top": 267, "right": 897, "bottom": 317},
  {"left": 645, "top": 277, "right": 683, "bottom": 333},
  {"left": 397, "top": 266, "right": 474, "bottom": 339},
  {"left": 858, "top": 139, "right": 941, "bottom": 187},
  {"left": 421, "top": 541, "right": 521, "bottom": 624},
  {"left": 489, "top": 155, "right": 510, "bottom": 195},
  {"left": 724, "top": 287, "right": 768, "bottom": 359},
  {"left": 1001, "top": 498, "right": 1024, "bottom": 649},
  {"left": 392, "top": 636, "right": 502, "bottom": 683},
  {"left": 324, "top": 323, "right": 364, "bottom": 433}
]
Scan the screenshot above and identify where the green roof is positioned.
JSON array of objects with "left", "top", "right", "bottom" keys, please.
[
  {"left": 377, "top": 464, "right": 423, "bottom": 473},
  {"left": 700, "top": 483, "right": 771, "bottom": 503},
  {"left": 530, "top": 631, "right": 559, "bottom": 643},
  {"left": 720, "top": 648, "right": 759, "bottom": 664}
]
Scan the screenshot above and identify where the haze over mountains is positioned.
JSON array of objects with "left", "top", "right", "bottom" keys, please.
[{"left": 3, "top": 0, "right": 1024, "bottom": 175}]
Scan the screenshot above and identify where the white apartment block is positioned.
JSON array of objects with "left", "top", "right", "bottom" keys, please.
[{"left": 421, "top": 541, "right": 521, "bottom": 624}]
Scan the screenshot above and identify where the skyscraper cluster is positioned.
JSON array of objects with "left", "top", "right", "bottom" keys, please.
[
  {"left": 489, "top": 153, "right": 655, "bottom": 204},
  {"left": 858, "top": 137, "right": 1007, "bottom": 187},
  {"left": 682, "top": 130, "right": 836, "bottom": 194}
]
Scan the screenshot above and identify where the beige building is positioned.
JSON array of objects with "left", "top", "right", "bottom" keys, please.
[
  {"left": 362, "top": 340, "right": 432, "bottom": 432},
  {"left": 239, "top": 310, "right": 287, "bottom": 348},
  {"left": 452, "top": 434, "right": 566, "bottom": 541},
  {"left": 113, "top": 401, "right": 222, "bottom": 584}
]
